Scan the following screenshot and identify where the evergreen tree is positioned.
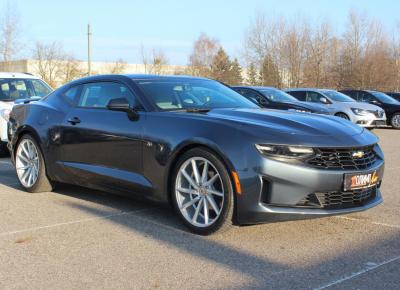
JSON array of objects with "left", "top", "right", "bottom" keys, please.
[
  {"left": 259, "top": 54, "right": 281, "bottom": 87},
  {"left": 210, "top": 48, "right": 232, "bottom": 83},
  {"left": 229, "top": 58, "right": 243, "bottom": 85},
  {"left": 246, "top": 63, "right": 259, "bottom": 85}
]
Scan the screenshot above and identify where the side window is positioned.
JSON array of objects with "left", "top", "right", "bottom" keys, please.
[
  {"left": 288, "top": 91, "right": 306, "bottom": 101},
  {"left": 240, "top": 89, "right": 264, "bottom": 104},
  {"left": 78, "top": 82, "right": 137, "bottom": 109},
  {"left": 359, "top": 92, "right": 373, "bottom": 102},
  {"left": 306, "top": 91, "right": 324, "bottom": 103},
  {"left": 63, "top": 85, "right": 82, "bottom": 105},
  {"left": 30, "top": 80, "right": 52, "bottom": 97}
]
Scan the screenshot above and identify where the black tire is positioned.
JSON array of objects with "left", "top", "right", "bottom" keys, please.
[
  {"left": 335, "top": 112, "right": 350, "bottom": 120},
  {"left": 15, "top": 135, "right": 53, "bottom": 193},
  {"left": 171, "top": 147, "right": 234, "bottom": 235},
  {"left": 390, "top": 113, "right": 400, "bottom": 129},
  {"left": 0, "top": 142, "right": 9, "bottom": 157}
]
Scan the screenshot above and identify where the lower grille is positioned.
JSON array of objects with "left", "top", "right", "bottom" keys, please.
[{"left": 297, "top": 187, "right": 377, "bottom": 209}]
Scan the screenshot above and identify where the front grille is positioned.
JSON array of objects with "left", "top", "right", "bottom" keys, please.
[
  {"left": 368, "top": 110, "right": 385, "bottom": 118},
  {"left": 297, "top": 187, "right": 377, "bottom": 209},
  {"left": 306, "top": 146, "right": 378, "bottom": 170}
]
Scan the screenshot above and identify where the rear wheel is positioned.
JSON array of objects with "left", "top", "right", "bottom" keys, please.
[
  {"left": 335, "top": 112, "right": 350, "bottom": 120},
  {"left": 391, "top": 113, "right": 400, "bottom": 129},
  {"left": 171, "top": 148, "right": 234, "bottom": 235},
  {"left": 15, "top": 135, "right": 53, "bottom": 193}
]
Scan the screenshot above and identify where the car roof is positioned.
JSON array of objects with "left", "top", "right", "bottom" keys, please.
[
  {"left": 65, "top": 74, "right": 211, "bottom": 86},
  {"left": 284, "top": 88, "right": 333, "bottom": 92},
  {"left": 0, "top": 72, "right": 42, "bottom": 79}
]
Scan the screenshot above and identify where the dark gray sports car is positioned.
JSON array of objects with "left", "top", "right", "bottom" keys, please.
[{"left": 8, "top": 75, "right": 384, "bottom": 235}]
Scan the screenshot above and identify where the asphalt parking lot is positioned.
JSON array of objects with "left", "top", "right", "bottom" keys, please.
[{"left": 0, "top": 129, "right": 399, "bottom": 290}]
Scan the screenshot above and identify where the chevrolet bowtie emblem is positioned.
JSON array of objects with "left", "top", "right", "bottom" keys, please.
[{"left": 352, "top": 151, "right": 365, "bottom": 158}]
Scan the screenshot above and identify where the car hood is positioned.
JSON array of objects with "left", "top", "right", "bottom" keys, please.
[
  {"left": 334, "top": 101, "right": 384, "bottom": 111},
  {"left": 0, "top": 101, "right": 14, "bottom": 110},
  {"left": 291, "top": 101, "right": 331, "bottom": 113},
  {"left": 206, "top": 108, "right": 364, "bottom": 136}
]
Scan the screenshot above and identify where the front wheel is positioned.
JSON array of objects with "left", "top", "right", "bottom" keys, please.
[
  {"left": 171, "top": 148, "right": 234, "bottom": 235},
  {"left": 15, "top": 135, "right": 53, "bottom": 193},
  {"left": 391, "top": 113, "right": 400, "bottom": 129},
  {"left": 335, "top": 112, "right": 350, "bottom": 120}
]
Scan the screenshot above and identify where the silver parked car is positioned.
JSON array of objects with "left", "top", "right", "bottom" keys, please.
[{"left": 285, "top": 88, "right": 386, "bottom": 128}]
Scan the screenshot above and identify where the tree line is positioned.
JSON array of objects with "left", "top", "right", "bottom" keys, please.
[{"left": 1, "top": 4, "right": 400, "bottom": 92}]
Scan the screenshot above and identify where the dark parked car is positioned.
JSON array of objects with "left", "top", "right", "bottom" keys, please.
[
  {"left": 8, "top": 75, "right": 384, "bottom": 235},
  {"left": 232, "top": 86, "right": 332, "bottom": 115},
  {"left": 340, "top": 90, "right": 400, "bottom": 129},
  {"left": 384, "top": 92, "right": 400, "bottom": 102}
]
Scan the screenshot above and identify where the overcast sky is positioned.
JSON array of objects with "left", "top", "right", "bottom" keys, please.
[{"left": 10, "top": 0, "right": 400, "bottom": 64}]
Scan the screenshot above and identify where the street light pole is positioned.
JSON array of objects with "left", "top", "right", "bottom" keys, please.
[{"left": 87, "top": 23, "right": 92, "bottom": 76}]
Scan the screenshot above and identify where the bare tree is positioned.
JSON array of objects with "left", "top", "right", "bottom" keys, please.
[
  {"left": 33, "top": 42, "right": 83, "bottom": 88},
  {"left": 140, "top": 46, "right": 169, "bottom": 75},
  {"left": 0, "top": 2, "right": 21, "bottom": 67},
  {"left": 61, "top": 56, "right": 84, "bottom": 83},
  {"left": 108, "top": 58, "right": 128, "bottom": 74},
  {"left": 187, "top": 33, "right": 220, "bottom": 77}
]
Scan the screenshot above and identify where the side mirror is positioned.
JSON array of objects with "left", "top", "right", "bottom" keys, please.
[
  {"left": 370, "top": 99, "right": 381, "bottom": 105},
  {"left": 319, "top": 97, "right": 329, "bottom": 104},
  {"left": 107, "top": 98, "right": 138, "bottom": 120}
]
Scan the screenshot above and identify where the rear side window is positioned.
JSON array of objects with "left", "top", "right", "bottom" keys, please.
[
  {"left": 287, "top": 91, "right": 306, "bottom": 101},
  {"left": 73, "top": 82, "right": 138, "bottom": 109}
]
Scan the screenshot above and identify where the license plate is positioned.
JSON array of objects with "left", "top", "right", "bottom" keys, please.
[
  {"left": 344, "top": 167, "right": 383, "bottom": 191},
  {"left": 374, "top": 120, "right": 386, "bottom": 126}
]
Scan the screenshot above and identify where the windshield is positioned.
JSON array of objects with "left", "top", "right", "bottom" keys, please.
[
  {"left": 370, "top": 91, "right": 399, "bottom": 104},
  {"left": 0, "top": 78, "right": 52, "bottom": 101},
  {"left": 135, "top": 79, "right": 259, "bottom": 110},
  {"left": 322, "top": 90, "right": 355, "bottom": 102},
  {"left": 259, "top": 88, "right": 298, "bottom": 103}
]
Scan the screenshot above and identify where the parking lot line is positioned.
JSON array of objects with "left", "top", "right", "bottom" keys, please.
[
  {"left": 0, "top": 208, "right": 154, "bottom": 237},
  {"left": 314, "top": 255, "right": 400, "bottom": 290},
  {"left": 336, "top": 216, "right": 400, "bottom": 229}
]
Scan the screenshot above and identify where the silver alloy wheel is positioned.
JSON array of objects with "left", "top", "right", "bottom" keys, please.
[
  {"left": 175, "top": 157, "right": 224, "bottom": 228},
  {"left": 392, "top": 114, "right": 400, "bottom": 128},
  {"left": 16, "top": 139, "right": 40, "bottom": 188}
]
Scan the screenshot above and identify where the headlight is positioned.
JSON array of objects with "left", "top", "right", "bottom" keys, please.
[
  {"left": 288, "top": 108, "right": 311, "bottom": 113},
  {"left": 351, "top": 108, "right": 370, "bottom": 116},
  {"left": 0, "top": 109, "right": 11, "bottom": 121},
  {"left": 255, "top": 144, "right": 314, "bottom": 158}
]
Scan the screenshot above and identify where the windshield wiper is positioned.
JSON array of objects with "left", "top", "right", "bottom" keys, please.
[
  {"left": 171, "top": 108, "right": 211, "bottom": 113},
  {"left": 0, "top": 99, "right": 14, "bottom": 102}
]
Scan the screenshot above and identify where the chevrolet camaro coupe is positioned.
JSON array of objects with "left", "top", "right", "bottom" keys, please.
[{"left": 8, "top": 75, "right": 385, "bottom": 235}]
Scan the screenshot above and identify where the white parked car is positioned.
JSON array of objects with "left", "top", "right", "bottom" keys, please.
[{"left": 0, "top": 72, "right": 52, "bottom": 156}]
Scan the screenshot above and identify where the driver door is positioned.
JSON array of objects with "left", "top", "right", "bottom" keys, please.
[{"left": 57, "top": 81, "right": 146, "bottom": 192}]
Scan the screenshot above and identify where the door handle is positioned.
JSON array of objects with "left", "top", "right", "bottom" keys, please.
[{"left": 67, "top": 117, "right": 81, "bottom": 125}]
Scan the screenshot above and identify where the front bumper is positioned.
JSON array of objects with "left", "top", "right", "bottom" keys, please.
[
  {"left": 351, "top": 113, "right": 386, "bottom": 128},
  {"left": 236, "top": 153, "right": 384, "bottom": 224}
]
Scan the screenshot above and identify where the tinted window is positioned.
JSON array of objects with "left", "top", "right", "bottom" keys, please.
[
  {"left": 237, "top": 89, "right": 264, "bottom": 104},
  {"left": 63, "top": 86, "right": 81, "bottom": 105},
  {"left": 259, "top": 88, "right": 297, "bottom": 103},
  {"left": 322, "top": 90, "right": 355, "bottom": 102},
  {"left": 306, "top": 91, "right": 324, "bottom": 103},
  {"left": 77, "top": 82, "right": 137, "bottom": 108},
  {"left": 359, "top": 92, "right": 374, "bottom": 102},
  {"left": 0, "top": 79, "right": 32, "bottom": 101},
  {"left": 135, "top": 79, "right": 258, "bottom": 110},
  {"left": 31, "top": 79, "right": 52, "bottom": 97},
  {"left": 287, "top": 91, "right": 306, "bottom": 101}
]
